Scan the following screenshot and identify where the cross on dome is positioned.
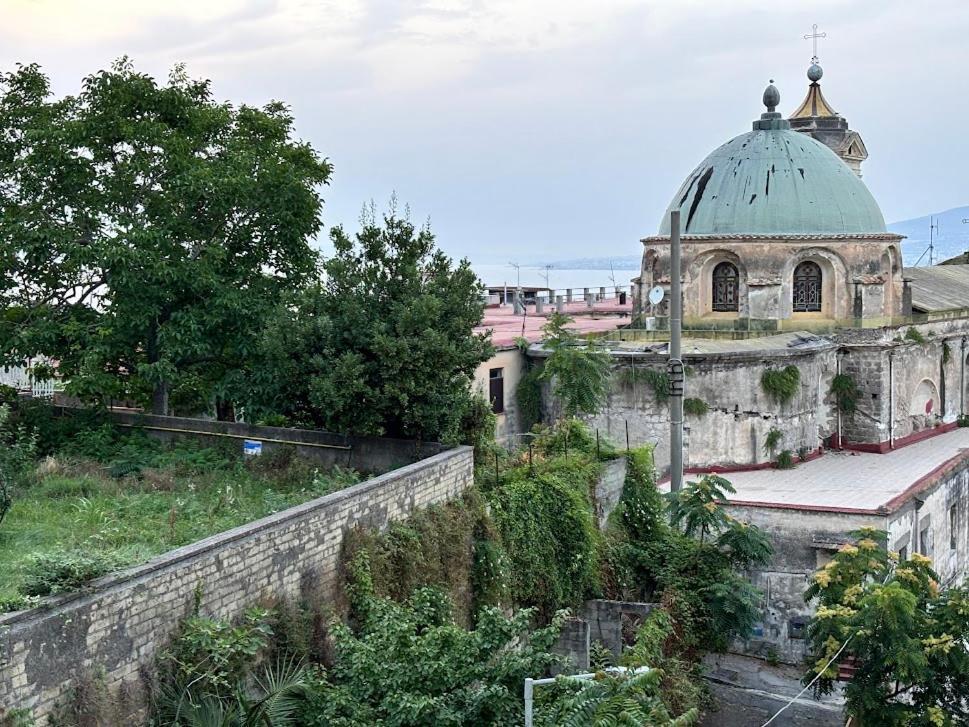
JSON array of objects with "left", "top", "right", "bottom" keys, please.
[{"left": 803, "top": 23, "right": 826, "bottom": 65}]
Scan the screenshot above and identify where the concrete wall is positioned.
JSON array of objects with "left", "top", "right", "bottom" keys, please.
[
  {"left": 472, "top": 347, "right": 527, "bottom": 445},
  {"left": 593, "top": 458, "right": 628, "bottom": 529},
  {"left": 101, "top": 410, "right": 446, "bottom": 475},
  {"left": 0, "top": 447, "right": 475, "bottom": 722}
]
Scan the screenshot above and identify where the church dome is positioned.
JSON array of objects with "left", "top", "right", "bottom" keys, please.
[{"left": 658, "top": 86, "right": 886, "bottom": 236}]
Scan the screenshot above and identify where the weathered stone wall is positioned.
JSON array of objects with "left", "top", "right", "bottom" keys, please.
[
  {"left": 886, "top": 461, "right": 969, "bottom": 588},
  {"left": 839, "top": 332, "right": 969, "bottom": 446},
  {"left": 724, "top": 454, "right": 969, "bottom": 664},
  {"left": 575, "top": 346, "right": 837, "bottom": 473},
  {"left": 724, "top": 504, "right": 883, "bottom": 664},
  {"left": 0, "top": 447, "right": 474, "bottom": 723}
]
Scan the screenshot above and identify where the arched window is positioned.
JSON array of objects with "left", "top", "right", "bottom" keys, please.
[
  {"left": 793, "top": 261, "right": 822, "bottom": 312},
  {"left": 712, "top": 262, "right": 739, "bottom": 312}
]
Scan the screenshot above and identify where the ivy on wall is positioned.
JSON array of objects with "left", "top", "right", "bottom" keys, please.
[
  {"left": 760, "top": 366, "right": 800, "bottom": 404},
  {"left": 830, "top": 373, "right": 861, "bottom": 416}
]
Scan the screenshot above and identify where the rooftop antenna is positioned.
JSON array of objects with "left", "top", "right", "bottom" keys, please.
[
  {"left": 539, "top": 264, "right": 552, "bottom": 294},
  {"left": 913, "top": 216, "right": 941, "bottom": 267},
  {"left": 508, "top": 261, "right": 521, "bottom": 290}
]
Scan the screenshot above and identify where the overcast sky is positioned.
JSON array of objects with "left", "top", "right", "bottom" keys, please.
[{"left": 3, "top": 0, "right": 967, "bottom": 263}]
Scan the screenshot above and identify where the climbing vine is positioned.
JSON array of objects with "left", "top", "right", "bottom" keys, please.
[
  {"left": 760, "top": 366, "right": 800, "bottom": 404},
  {"left": 830, "top": 373, "right": 861, "bottom": 415},
  {"left": 515, "top": 367, "right": 544, "bottom": 433},
  {"left": 619, "top": 367, "right": 670, "bottom": 403}
]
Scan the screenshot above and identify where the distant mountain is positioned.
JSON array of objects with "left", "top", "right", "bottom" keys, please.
[
  {"left": 889, "top": 205, "right": 969, "bottom": 266},
  {"left": 533, "top": 255, "right": 640, "bottom": 271}
]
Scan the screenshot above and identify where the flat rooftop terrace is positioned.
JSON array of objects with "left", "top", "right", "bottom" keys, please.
[
  {"left": 668, "top": 427, "right": 969, "bottom": 515},
  {"left": 477, "top": 300, "right": 631, "bottom": 347}
]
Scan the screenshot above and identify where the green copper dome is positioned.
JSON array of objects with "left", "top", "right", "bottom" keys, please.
[{"left": 658, "top": 127, "right": 887, "bottom": 236}]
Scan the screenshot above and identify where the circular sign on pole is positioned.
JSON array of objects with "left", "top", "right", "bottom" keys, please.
[{"left": 648, "top": 286, "right": 665, "bottom": 306}]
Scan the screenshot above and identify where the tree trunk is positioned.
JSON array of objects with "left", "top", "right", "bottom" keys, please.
[
  {"left": 215, "top": 399, "right": 235, "bottom": 422},
  {"left": 147, "top": 317, "right": 169, "bottom": 416},
  {"left": 151, "top": 381, "right": 169, "bottom": 416}
]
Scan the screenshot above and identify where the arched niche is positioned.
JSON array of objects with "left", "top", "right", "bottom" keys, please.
[{"left": 910, "top": 378, "right": 941, "bottom": 417}]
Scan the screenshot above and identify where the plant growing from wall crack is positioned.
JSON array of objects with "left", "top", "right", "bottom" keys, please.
[
  {"left": 763, "top": 427, "right": 783, "bottom": 458},
  {"left": 683, "top": 398, "right": 708, "bottom": 417},
  {"left": 830, "top": 373, "right": 861, "bottom": 416},
  {"left": 760, "top": 366, "right": 800, "bottom": 404}
]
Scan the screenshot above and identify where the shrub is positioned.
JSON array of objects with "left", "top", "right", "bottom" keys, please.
[
  {"left": 775, "top": 449, "right": 795, "bottom": 469},
  {"left": 487, "top": 456, "right": 602, "bottom": 619},
  {"left": 683, "top": 398, "right": 708, "bottom": 416},
  {"left": 797, "top": 446, "right": 810, "bottom": 462},
  {"left": 341, "top": 489, "right": 505, "bottom": 626},
  {"left": 761, "top": 366, "right": 800, "bottom": 404},
  {"left": 532, "top": 418, "right": 617, "bottom": 460},
  {"left": 0, "top": 404, "right": 38, "bottom": 529},
  {"left": 904, "top": 326, "right": 926, "bottom": 345},
  {"left": 456, "top": 392, "right": 497, "bottom": 464},
  {"left": 763, "top": 427, "right": 783, "bottom": 455},
  {"left": 18, "top": 550, "right": 124, "bottom": 596}
]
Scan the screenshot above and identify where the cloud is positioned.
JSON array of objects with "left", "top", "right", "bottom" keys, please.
[{"left": 1, "top": 0, "right": 966, "bottom": 259}]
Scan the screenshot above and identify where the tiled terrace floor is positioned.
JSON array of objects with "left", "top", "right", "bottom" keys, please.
[{"left": 678, "top": 427, "right": 969, "bottom": 512}]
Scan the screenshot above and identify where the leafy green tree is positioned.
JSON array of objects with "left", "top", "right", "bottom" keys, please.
[
  {"left": 804, "top": 528, "right": 969, "bottom": 725},
  {"left": 540, "top": 312, "right": 611, "bottom": 419},
  {"left": 246, "top": 200, "right": 492, "bottom": 441},
  {"left": 0, "top": 60, "right": 330, "bottom": 415},
  {"left": 0, "top": 403, "right": 37, "bottom": 529},
  {"left": 606, "top": 470, "right": 772, "bottom": 654},
  {"left": 301, "top": 556, "right": 565, "bottom": 726}
]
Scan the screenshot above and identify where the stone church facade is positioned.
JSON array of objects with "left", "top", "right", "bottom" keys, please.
[
  {"left": 607, "top": 65, "right": 969, "bottom": 472},
  {"left": 559, "top": 61, "right": 969, "bottom": 663}
]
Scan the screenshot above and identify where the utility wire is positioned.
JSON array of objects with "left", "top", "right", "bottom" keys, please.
[{"left": 760, "top": 635, "right": 853, "bottom": 726}]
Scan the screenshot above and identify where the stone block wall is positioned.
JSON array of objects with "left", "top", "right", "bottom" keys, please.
[
  {"left": 580, "top": 347, "right": 837, "bottom": 473},
  {"left": 0, "top": 446, "right": 474, "bottom": 723}
]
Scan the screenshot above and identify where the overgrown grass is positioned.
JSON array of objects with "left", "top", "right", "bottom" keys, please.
[{"left": 0, "top": 430, "right": 358, "bottom": 608}]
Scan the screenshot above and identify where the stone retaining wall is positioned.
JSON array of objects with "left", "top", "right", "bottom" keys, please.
[{"left": 0, "top": 446, "right": 474, "bottom": 723}]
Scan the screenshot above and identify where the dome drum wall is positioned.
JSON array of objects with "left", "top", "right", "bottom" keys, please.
[{"left": 638, "top": 237, "right": 905, "bottom": 325}]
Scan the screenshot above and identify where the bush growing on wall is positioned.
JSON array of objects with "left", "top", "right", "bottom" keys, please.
[{"left": 760, "top": 365, "right": 800, "bottom": 404}]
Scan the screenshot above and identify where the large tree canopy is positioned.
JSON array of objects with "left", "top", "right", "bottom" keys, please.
[
  {"left": 245, "top": 200, "right": 492, "bottom": 442},
  {"left": 0, "top": 59, "right": 331, "bottom": 414}
]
